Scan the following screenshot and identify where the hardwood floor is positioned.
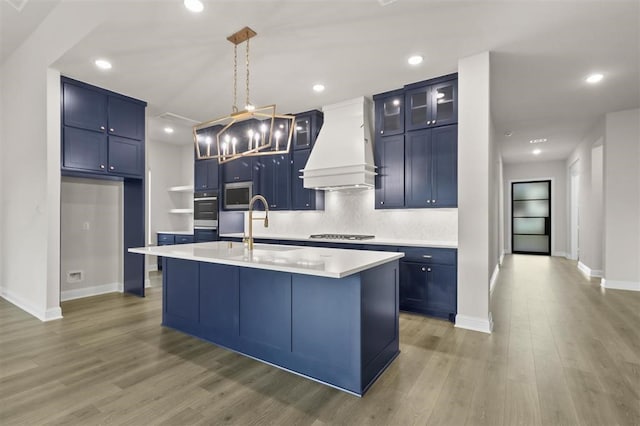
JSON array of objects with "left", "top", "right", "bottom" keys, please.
[{"left": 1, "top": 255, "right": 639, "bottom": 425}]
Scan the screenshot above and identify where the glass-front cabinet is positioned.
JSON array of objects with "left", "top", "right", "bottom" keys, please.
[
  {"left": 405, "top": 78, "right": 457, "bottom": 131},
  {"left": 293, "top": 110, "right": 323, "bottom": 150},
  {"left": 374, "top": 89, "right": 404, "bottom": 137}
]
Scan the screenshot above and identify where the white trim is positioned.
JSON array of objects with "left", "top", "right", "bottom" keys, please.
[
  {"left": 145, "top": 279, "right": 152, "bottom": 288},
  {"left": 601, "top": 279, "right": 640, "bottom": 291},
  {"left": 577, "top": 261, "right": 603, "bottom": 278},
  {"left": 490, "top": 263, "right": 500, "bottom": 294},
  {"left": 60, "top": 282, "right": 123, "bottom": 302},
  {"left": 455, "top": 314, "right": 493, "bottom": 334},
  {"left": 0, "top": 287, "right": 63, "bottom": 321},
  {"left": 499, "top": 251, "right": 505, "bottom": 265},
  {"left": 147, "top": 264, "right": 158, "bottom": 272}
]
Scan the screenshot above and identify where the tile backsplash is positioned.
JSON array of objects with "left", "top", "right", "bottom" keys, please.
[{"left": 246, "top": 190, "right": 457, "bottom": 242}]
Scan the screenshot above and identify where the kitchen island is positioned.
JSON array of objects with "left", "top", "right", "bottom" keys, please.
[{"left": 129, "top": 241, "right": 403, "bottom": 396}]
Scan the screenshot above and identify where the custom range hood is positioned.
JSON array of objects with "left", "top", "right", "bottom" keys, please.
[{"left": 302, "top": 97, "right": 376, "bottom": 190}]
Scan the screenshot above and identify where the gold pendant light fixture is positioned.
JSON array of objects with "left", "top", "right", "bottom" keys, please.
[{"left": 193, "top": 27, "right": 295, "bottom": 164}]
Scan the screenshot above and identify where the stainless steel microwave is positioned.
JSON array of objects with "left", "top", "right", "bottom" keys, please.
[{"left": 223, "top": 181, "right": 253, "bottom": 210}]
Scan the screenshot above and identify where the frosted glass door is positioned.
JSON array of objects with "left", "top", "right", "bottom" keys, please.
[{"left": 512, "top": 180, "right": 550, "bottom": 254}]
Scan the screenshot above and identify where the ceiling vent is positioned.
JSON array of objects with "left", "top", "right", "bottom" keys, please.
[{"left": 155, "top": 112, "right": 199, "bottom": 125}]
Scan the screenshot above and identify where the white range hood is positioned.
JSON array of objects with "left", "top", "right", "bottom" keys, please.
[{"left": 302, "top": 96, "right": 376, "bottom": 191}]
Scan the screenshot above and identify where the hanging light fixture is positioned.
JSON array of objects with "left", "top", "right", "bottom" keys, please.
[{"left": 193, "top": 27, "right": 295, "bottom": 164}]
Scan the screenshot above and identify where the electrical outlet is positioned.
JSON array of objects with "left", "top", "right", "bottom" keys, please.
[{"left": 67, "top": 270, "right": 83, "bottom": 283}]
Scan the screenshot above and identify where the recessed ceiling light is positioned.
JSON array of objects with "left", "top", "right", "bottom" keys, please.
[
  {"left": 529, "top": 138, "right": 547, "bottom": 144},
  {"left": 586, "top": 73, "right": 603, "bottom": 84},
  {"left": 184, "top": 0, "right": 203, "bottom": 13},
  {"left": 533, "top": 149, "right": 541, "bottom": 155},
  {"left": 94, "top": 59, "right": 112, "bottom": 70},
  {"left": 312, "top": 84, "right": 325, "bottom": 93},
  {"left": 408, "top": 55, "right": 423, "bottom": 66},
  {"left": 164, "top": 127, "right": 174, "bottom": 134}
]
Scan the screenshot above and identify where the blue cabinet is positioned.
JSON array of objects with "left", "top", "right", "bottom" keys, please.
[
  {"left": 157, "top": 233, "right": 194, "bottom": 270},
  {"left": 291, "top": 149, "right": 324, "bottom": 210},
  {"left": 375, "top": 135, "right": 405, "bottom": 209},
  {"left": 293, "top": 110, "right": 323, "bottom": 150},
  {"left": 398, "top": 247, "right": 457, "bottom": 321},
  {"left": 405, "top": 77, "right": 457, "bottom": 131},
  {"left": 194, "top": 229, "right": 218, "bottom": 242},
  {"left": 61, "top": 77, "right": 146, "bottom": 179},
  {"left": 405, "top": 125, "right": 457, "bottom": 208},
  {"left": 195, "top": 158, "right": 219, "bottom": 191},
  {"left": 374, "top": 89, "right": 405, "bottom": 137},
  {"left": 222, "top": 157, "right": 253, "bottom": 183}
]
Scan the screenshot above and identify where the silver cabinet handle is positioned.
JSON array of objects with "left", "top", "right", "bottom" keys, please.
[
  {"left": 432, "top": 120, "right": 436, "bottom": 124},
  {"left": 109, "top": 128, "right": 114, "bottom": 132},
  {"left": 432, "top": 199, "right": 436, "bottom": 203},
  {"left": 109, "top": 166, "right": 114, "bottom": 170},
  {"left": 380, "top": 201, "right": 384, "bottom": 205},
  {"left": 100, "top": 126, "right": 105, "bottom": 131},
  {"left": 305, "top": 203, "right": 310, "bottom": 207},
  {"left": 427, "top": 120, "right": 431, "bottom": 125},
  {"left": 427, "top": 268, "right": 431, "bottom": 272},
  {"left": 380, "top": 130, "right": 384, "bottom": 134},
  {"left": 421, "top": 267, "right": 426, "bottom": 272},
  {"left": 422, "top": 255, "right": 432, "bottom": 259},
  {"left": 100, "top": 165, "right": 105, "bottom": 169},
  {"left": 426, "top": 200, "right": 431, "bottom": 204}
]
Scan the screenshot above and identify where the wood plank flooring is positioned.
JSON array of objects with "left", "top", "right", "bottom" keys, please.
[{"left": 1, "top": 255, "right": 639, "bottom": 425}]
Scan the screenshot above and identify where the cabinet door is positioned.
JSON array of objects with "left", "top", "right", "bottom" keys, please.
[
  {"left": 293, "top": 113, "right": 312, "bottom": 150},
  {"left": 399, "top": 261, "right": 428, "bottom": 310},
  {"left": 108, "top": 97, "right": 145, "bottom": 140},
  {"left": 164, "top": 258, "right": 199, "bottom": 322},
  {"left": 375, "top": 93, "right": 404, "bottom": 137},
  {"left": 108, "top": 136, "right": 144, "bottom": 177},
  {"left": 425, "top": 264, "right": 457, "bottom": 316},
  {"left": 223, "top": 157, "right": 253, "bottom": 182},
  {"left": 194, "top": 160, "right": 208, "bottom": 191},
  {"left": 404, "top": 129, "right": 432, "bottom": 208},
  {"left": 430, "top": 125, "right": 458, "bottom": 207},
  {"left": 430, "top": 80, "right": 457, "bottom": 127},
  {"left": 62, "top": 126, "right": 108, "bottom": 172},
  {"left": 271, "top": 154, "right": 291, "bottom": 210},
  {"left": 63, "top": 82, "right": 107, "bottom": 133},
  {"left": 375, "top": 135, "right": 405, "bottom": 209},
  {"left": 405, "top": 86, "right": 430, "bottom": 131},
  {"left": 292, "top": 149, "right": 313, "bottom": 209}
]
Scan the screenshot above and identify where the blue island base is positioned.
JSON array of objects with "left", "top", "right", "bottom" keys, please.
[{"left": 162, "top": 257, "right": 400, "bottom": 396}]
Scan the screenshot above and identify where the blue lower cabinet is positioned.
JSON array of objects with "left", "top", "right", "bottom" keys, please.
[
  {"left": 398, "top": 247, "right": 457, "bottom": 321},
  {"left": 157, "top": 233, "right": 194, "bottom": 270},
  {"left": 194, "top": 229, "right": 218, "bottom": 242},
  {"left": 161, "top": 258, "right": 399, "bottom": 396}
]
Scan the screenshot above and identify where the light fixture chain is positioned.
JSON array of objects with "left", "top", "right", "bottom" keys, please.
[
  {"left": 245, "top": 35, "right": 250, "bottom": 108},
  {"left": 233, "top": 44, "right": 238, "bottom": 112}
]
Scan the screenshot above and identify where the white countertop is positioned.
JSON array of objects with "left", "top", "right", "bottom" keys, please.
[
  {"left": 219, "top": 233, "right": 457, "bottom": 249},
  {"left": 156, "top": 230, "right": 193, "bottom": 235},
  {"left": 129, "top": 241, "right": 403, "bottom": 279}
]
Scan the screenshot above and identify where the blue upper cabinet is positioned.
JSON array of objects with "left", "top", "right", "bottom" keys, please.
[
  {"left": 223, "top": 157, "right": 253, "bottom": 183},
  {"left": 293, "top": 110, "right": 323, "bottom": 150},
  {"left": 61, "top": 77, "right": 146, "bottom": 179},
  {"left": 253, "top": 153, "right": 291, "bottom": 210},
  {"left": 375, "top": 134, "right": 405, "bottom": 209},
  {"left": 374, "top": 89, "right": 404, "bottom": 137},
  {"left": 405, "top": 76, "right": 457, "bottom": 131},
  {"left": 108, "top": 96, "right": 145, "bottom": 140},
  {"left": 195, "top": 158, "right": 219, "bottom": 191},
  {"left": 291, "top": 149, "right": 324, "bottom": 210},
  {"left": 405, "top": 125, "right": 457, "bottom": 208}
]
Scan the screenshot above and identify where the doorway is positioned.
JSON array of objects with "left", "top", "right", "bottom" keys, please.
[{"left": 511, "top": 180, "right": 551, "bottom": 255}]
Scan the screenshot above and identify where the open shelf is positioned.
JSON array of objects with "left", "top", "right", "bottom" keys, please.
[{"left": 169, "top": 208, "right": 193, "bottom": 214}]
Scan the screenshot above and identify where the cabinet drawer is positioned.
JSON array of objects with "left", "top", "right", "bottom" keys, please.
[
  {"left": 398, "top": 247, "right": 456, "bottom": 264},
  {"left": 158, "top": 234, "right": 175, "bottom": 244},
  {"left": 362, "top": 245, "right": 398, "bottom": 252},
  {"left": 175, "top": 235, "right": 194, "bottom": 244}
]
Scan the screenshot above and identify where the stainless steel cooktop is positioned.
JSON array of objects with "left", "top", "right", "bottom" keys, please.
[{"left": 309, "top": 234, "right": 375, "bottom": 241}]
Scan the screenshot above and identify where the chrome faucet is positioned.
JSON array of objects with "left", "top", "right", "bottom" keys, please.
[{"left": 245, "top": 195, "right": 269, "bottom": 250}]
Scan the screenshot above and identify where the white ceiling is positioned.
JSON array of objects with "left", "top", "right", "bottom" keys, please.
[{"left": 2, "top": 0, "right": 638, "bottom": 164}]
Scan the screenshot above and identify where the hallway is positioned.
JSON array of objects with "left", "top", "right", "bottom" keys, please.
[{"left": 0, "top": 255, "right": 638, "bottom": 425}]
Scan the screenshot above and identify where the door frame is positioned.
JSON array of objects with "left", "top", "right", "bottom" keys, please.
[{"left": 508, "top": 178, "right": 554, "bottom": 256}]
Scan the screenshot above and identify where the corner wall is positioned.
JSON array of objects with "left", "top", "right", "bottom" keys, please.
[
  {"left": 603, "top": 108, "right": 640, "bottom": 290},
  {"left": 456, "top": 51, "right": 493, "bottom": 333}
]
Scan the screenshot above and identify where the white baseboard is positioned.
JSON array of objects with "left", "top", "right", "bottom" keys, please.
[
  {"left": 577, "top": 261, "right": 603, "bottom": 278},
  {"left": 455, "top": 314, "right": 493, "bottom": 334},
  {"left": 601, "top": 279, "right": 640, "bottom": 291},
  {"left": 499, "top": 251, "right": 505, "bottom": 265},
  {"left": 552, "top": 251, "right": 567, "bottom": 258},
  {"left": 490, "top": 263, "right": 500, "bottom": 294},
  {"left": 0, "top": 287, "right": 63, "bottom": 321},
  {"left": 145, "top": 279, "right": 152, "bottom": 288},
  {"left": 60, "top": 282, "right": 123, "bottom": 302}
]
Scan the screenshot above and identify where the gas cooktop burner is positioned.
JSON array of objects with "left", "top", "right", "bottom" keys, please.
[{"left": 309, "top": 234, "right": 375, "bottom": 241}]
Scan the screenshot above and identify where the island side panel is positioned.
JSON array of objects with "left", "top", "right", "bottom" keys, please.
[
  {"left": 200, "top": 263, "right": 239, "bottom": 347},
  {"left": 163, "top": 258, "right": 200, "bottom": 334},
  {"left": 360, "top": 260, "right": 400, "bottom": 392},
  {"left": 291, "top": 273, "right": 362, "bottom": 394}
]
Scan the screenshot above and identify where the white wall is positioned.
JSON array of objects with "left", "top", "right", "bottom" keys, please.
[
  {"left": 566, "top": 119, "right": 605, "bottom": 274},
  {"left": 603, "top": 108, "right": 640, "bottom": 290},
  {"left": 0, "top": 3, "right": 112, "bottom": 320},
  {"left": 456, "top": 51, "right": 492, "bottom": 334},
  {"left": 60, "top": 178, "right": 123, "bottom": 300},
  {"left": 489, "top": 114, "right": 504, "bottom": 293},
  {"left": 249, "top": 190, "right": 458, "bottom": 242},
  {"left": 503, "top": 160, "right": 567, "bottom": 257}
]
